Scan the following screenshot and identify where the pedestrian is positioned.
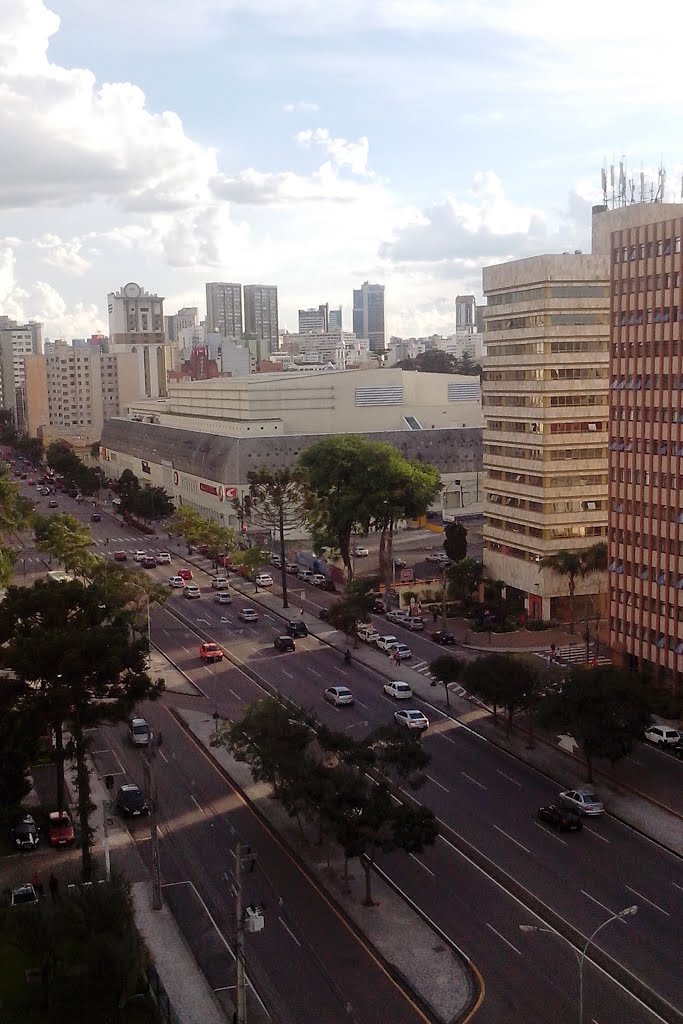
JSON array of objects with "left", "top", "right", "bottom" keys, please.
[
  {"left": 49, "top": 872, "right": 59, "bottom": 902},
  {"left": 105, "top": 537, "right": 109, "bottom": 546},
  {"left": 300, "top": 607, "right": 304, "bottom": 617},
  {"left": 432, "top": 608, "right": 438, "bottom": 623}
]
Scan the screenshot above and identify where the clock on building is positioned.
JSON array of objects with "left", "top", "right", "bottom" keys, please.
[{"left": 123, "top": 282, "right": 141, "bottom": 299}]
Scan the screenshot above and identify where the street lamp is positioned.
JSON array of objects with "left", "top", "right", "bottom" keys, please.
[{"left": 519, "top": 905, "right": 637, "bottom": 1024}]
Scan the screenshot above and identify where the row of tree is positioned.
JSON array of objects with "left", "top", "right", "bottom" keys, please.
[
  {"left": 212, "top": 698, "right": 438, "bottom": 906},
  {"left": 395, "top": 349, "right": 481, "bottom": 377},
  {"left": 46, "top": 440, "right": 101, "bottom": 496},
  {"left": 116, "top": 468, "right": 175, "bottom": 522}
]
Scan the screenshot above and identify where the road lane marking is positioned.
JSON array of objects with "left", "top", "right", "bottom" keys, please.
[
  {"left": 191, "top": 795, "right": 204, "bottom": 813},
  {"left": 626, "top": 885, "right": 670, "bottom": 916},
  {"left": 91, "top": 749, "right": 112, "bottom": 755},
  {"left": 461, "top": 771, "right": 486, "bottom": 790},
  {"left": 673, "top": 881, "right": 683, "bottom": 892},
  {"left": 426, "top": 774, "right": 450, "bottom": 793},
  {"left": 581, "top": 889, "right": 626, "bottom": 921},
  {"left": 158, "top": 750, "right": 169, "bottom": 764},
  {"left": 486, "top": 923, "right": 522, "bottom": 956},
  {"left": 308, "top": 669, "right": 322, "bottom": 678},
  {"left": 355, "top": 699, "right": 368, "bottom": 709},
  {"left": 409, "top": 853, "right": 435, "bottom": 877},
  {"left": 278, "top": 917, "right": 302, "bottom": 947},
  {"left": 625, "top": 756, "right": 645, "bottom": 767},
  {"left": 161, "top": 880, "right": 193, "bottom": 888},
  {"left": 583, "top": 826, "right": 610, "bottom": 844},
  {"left": 213, "top": 986, "right": 237, "bottom": 992},
  {"left": 281, "top": 669, "right": 294, "bottom": 679},
  {"left": 229, "top": 689, "right": 244, "bottom": 701},
  {"left": 492, "top": 824, "right": 530, "bottom": 854},
  {"left": 534, "top": 821, "right": 567, "bottom": 846},
  {"left": 496, "top": 769, "right": 522, "bottom": 787}
]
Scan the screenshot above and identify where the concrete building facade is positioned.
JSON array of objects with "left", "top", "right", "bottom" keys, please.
[
  {"left": 0, "top": 321, "right": 43, "bottom": 429},
  {"left": 278, "top": 331, "right": 371, "bottom": 369},
  {"left": 244, "top": 285, "right": 278, "bottom": 353},
  {"left": 107, "top": 282, "right": 169, "bottom": 399},
  {"left": 353, "top": 282, "right": 385, "bottom": 352},
  {"left": 205, "top": 283, "right": 242, "bottom": 337}
]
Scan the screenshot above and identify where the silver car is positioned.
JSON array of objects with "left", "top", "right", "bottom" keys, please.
[
  {"left": 324, "top": 686, "right": 355, "bottom": 706},
  {"left": 558, "top": 789, "right": 604, "bottom": 816}
]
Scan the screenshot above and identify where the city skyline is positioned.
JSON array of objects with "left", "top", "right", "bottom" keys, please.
[{"left": 3, "top": 0, "right": 683, "bottom": 341}]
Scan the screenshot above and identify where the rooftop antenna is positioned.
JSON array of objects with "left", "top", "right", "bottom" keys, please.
[
  {"left": 601, "top": 168, "right": 608, "bottom": 205},
  {"left": 640, "top": 171, "right": 646, "bottom": 203}
]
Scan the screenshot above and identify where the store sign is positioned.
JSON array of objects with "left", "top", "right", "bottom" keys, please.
[
  {"left": 225, "top": 487, "right": 237, "bottom": 499},
  {"left": 200, "top": 482, "right": 219, "bottom": 496}
]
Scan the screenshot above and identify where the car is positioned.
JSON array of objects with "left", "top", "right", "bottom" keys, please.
[
  {"left": 48, "top": 499, "right": 58, "bottom": 509},
  {"left": 390, "top": 643, "right": 412, "bottom": 661},
  {"left": 169, "top": 575, "right": 185, "bottom": 588},
  {"left": 558, "top": 789, "right": 605, "bottom": 816},
  {"left": 537, "top": 804, "right": 583, "bottom": 832},
  {"left": 238, "top": 607, "right": 259, "bottom": 623},
  {"left": 27, "top": 478, "right": 35, "bottom": 485},
  {"left": 91, "top": 512, "right": 101, "bottom": 522},
  {"left": 48, "top": 810, "right": 75, "bottom": 846},
  {"left": 274, "top": 635, "right": 296, "bottom": 652},
  {"left": 11, "top": 884, "right": 39, "bottom": 907},
  {"left": 311, "top": 573, "right": 328, "bottom": 587},
  {"left": 315, "top": 577, "right": 337, "bottom": 592},
  {"left": 11, "top": 813, "right": 39, "bottom": 850},
  {"left": 215, "top": 591, "right": 232, "bottom": 605},
  {"left": 285, "top": 561, "right": 299, "bottom": 573},
  {"left": 406, "top": 616, "right": 425, "bottom": 631},
  {"left": 157, "top": 552, "right": 172, "bottom": 564},
  {"left": 133, "top": 550, "right": 147, "bottom": 562},
  {"left": 183, "top": 584, "right": 201, "bottom": 599},
  {"left": 386, "top": 609, "right": 410, "bottom": 626},
  {"left": 255, "top": 573, "right": 274, "bottom": 587},
  {"left": 287, "top": 620, "right": 309, "bottom": 638},
  {"left": 211, "top": 577, "right": 230, "bottom": 589},
  {"left": 271, "top": 553, "right": 282, "bottom": 567},
  {"left": 431, "top": 630, "right": 456, "bottom": 645},
  {"left": 113, "top": 550, "right": 128, "bottom": 562},
  {"left": 324, "top": 686, "right": 355, "bottom": 706},
  {"left": 296, "top": 568, "right": 315, "bottom": 582},
  {"left": 376, "top": 634, "right": 399, "bottom": 652},
  {"left": 178, "top": 568, "right": 193, "bottom": 580},
  {"left": 352, "top": 546, "right": 369, "bottom": 557},
  {"left": 318, "top": 607, "right": 330, "bottom": 622},
  {"left": 200, "top": 642, "right": 224, "bottom": 663},
  {"left": 357, "top": 625, "right": 380, "bottom": 644},
  {"left": 116, "top": 784, "right": 149, "bottom": 817},
  {"left": 426, "top": 551, "right": 450, "bottom": 563},
  {"left": 644, "top": 725, "right": 681, "bottom": 747},
  {"left": 128, "top": 717, "right": 153, "bottom": 746},
  {"left": 141, "top": 556, "right": 157, "bottom": 569},
  {"left": 383, "top": 680, "right": 413, "bottom": 700},
  {"left": 373, "top": 599, "right": 387, "bottom": 614},
  {"left": 394, "top": 709, "right": 430, "bottom": 731}
]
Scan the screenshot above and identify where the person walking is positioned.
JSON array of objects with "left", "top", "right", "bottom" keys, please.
[
  {"left": 432, "top": 608, "right": 438, "bottom": 624},
  {"left": 49, "top": 873, "right": 59, "bottom": 902}
]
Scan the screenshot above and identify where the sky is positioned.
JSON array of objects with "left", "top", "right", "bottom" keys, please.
[{"left": 2, "top": 0, "right": 683, "bottom": 341}]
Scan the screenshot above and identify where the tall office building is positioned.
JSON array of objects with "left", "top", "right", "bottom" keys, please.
[
  {"left": 298, "top": 304, "right": 329, "bottom": 333},
  {"left": 606, "top": 203, "right": 683, "bottom": 686},
  {"left": 205, "top": 283, "right": 242, "bottom": 337},
  {"left": 0, "top": 321, "right": 43, "bottom": 429},
  {"left": 244, "top": 285, "right": 279, "bottom": 353},
  {"left": 329, "top": 306, "right": 342, "bottom": 330},
  {"left": 353, "top": 282, "right": 385, "bottom": 352},
  {"left": 107, "top": 282, "right": 169, "bottom": 398},
  {"left": 455, "top": 295, "right": 478, "bottom": 333},
  {"left": 165, "top": 306, "right": 199, "bottom": 343}
]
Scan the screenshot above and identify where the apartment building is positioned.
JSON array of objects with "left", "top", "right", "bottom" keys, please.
[
  {"left": 205, "top": 283, "right": 242, "bottom": 337},
  {"left": 0, "top": 321, "right": 43, "bottom": 429},
  {"left": 107, "top": 282, "right": 170, "bottom": 398},
  {"left": 244, "top": 285, "right": 278, "bottom": 353}
]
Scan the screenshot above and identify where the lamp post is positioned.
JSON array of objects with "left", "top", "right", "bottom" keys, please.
[{"left": 519, "top": 904, "right": 637, "bottom": 1024}]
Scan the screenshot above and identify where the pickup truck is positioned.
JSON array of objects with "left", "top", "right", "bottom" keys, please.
[{"left": 199, "top": 642, "right": 224, "bottom": 663}]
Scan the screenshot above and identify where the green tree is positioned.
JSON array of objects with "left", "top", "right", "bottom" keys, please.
[
  {"left": 0, "top": 681, "right": 38, "bottom": 816},
  {"left": 0, "top": 467, "right": 33, "bottom": 584},
  {"left": 168, "top": 505, "right": 210, "bottom": 552},
  {"left": 464, "top": 653, "right": 541, "bottom": 735},
  {"left": 540, "top": 542, "right": 608, "bottom": 634},
  {"left": 428, "top": 653, "right": 466, "bottom": 707},
  {"left": 396, "top": 350, "right": 456, "bottom": 374},
  {"left": 0, "top": 579, "right": 164, "bottom": 878},
  {"left": 14, "top": 434, "right": 44, "bottom": 462},
  {"left": 128, "top": 484, "right": 174, "bottom": 522},
  {"left": 447, "top": 556, "right": 484, "bottom": 603},
  {"left": 443, "top": 521, "right": 467, "bottom": 562},
  {"left": 455, "top": 349, "right": 477, "bottom": 376},
  {"left": 538, "top": 665, "right": 652, "bottom": 781},
  {"left": 46, "top": 441, "right": 99, "bottom": 495},
  {"left": 363, "top": 724, "right": 430, "bottom": 787},
  {"left": 325, "top": 579, "right": 378, "bottom": 649},
  {"left": 34, "top": 512, "right": 95, "bottom": 576},
  {"left": 243, "top": 467, "right": 309, "bottom": 609}
]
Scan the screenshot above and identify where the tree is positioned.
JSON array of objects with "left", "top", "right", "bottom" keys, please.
[
  {"left": 0, "top": 467, "right": 33, "bottom": 584},
  {"left": 34, "top": 512, "right": 95, "bottom": 576},
  {"left": 325, "top": 579, "right": 378, "bottom": 648},
  {"left": 447, "top": 557, "right": 484, "bottom": 603},
  {"left": 129, "top": 484, "right": 174, "bottom": 522},
  {"left": 243, "top": 467, "right": 309, "bottom": 609},
  {"left": 116, "top": 468, "right": 140, "bottom": 507},
  {"left": 396, "top": 350, "right": 457, "bottom": 374},
  {"left": 540, "top": 542, "right": 608, "bottom": 634},
  {"left": 46, "top": 441, "right": 99, "bottom": 495},
  {"left": 0, "top": 681, "right": 38, "bottom": 816},
  {"left": 0, "top": 579, "right": 165, "bottom": 878},
  {"left": 464, "top": 653, "right": 542, "bottom": 736},
  {"left": 14, "top": 434, "right": 44, "bottom": 463},
  {"left": 455, "top": 349, "right": 477, "bottom": 376},
  {"left": 538, "top": 665, "right": 652, "bottom": 781},
  {"left": 428, "top": 654, "right": 466, "bottom": 707},
  {"left": 88, "top": 560, "right": 169, "bottom": 632},
  {"left": 168, "top": 506, "right": 216, "bottom": 553},
  {"left": 363, "top": 724, "right": 430, "bottom": 787},
  {"left": 443, "top": 521, "right": 467, "bottom": 562}
]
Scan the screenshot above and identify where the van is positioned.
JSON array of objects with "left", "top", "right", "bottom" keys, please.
[
  {"left": 297, "top": 568, "right": 315, "bottom": 582},
  {"left": 128, "top": 717, "right": 152, "bottom": 746}
]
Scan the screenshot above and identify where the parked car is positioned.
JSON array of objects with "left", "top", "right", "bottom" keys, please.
[
  {"left": 324, "top": 686, "right": 354, "bottom": 706},
  {"left": 133, "top": 550, "right": 147, "bottom": 562},
  {"left": 383, "top": 680, "right": 413, "bottom": 700},
  {"left": 386, "top": 609, "right": 410, "bottom": 626},
  {"left": 558, "top": 789, "right": 604, "bottom": 816},
  {"left": 211, "top": 577, "right": 230, "bottom": 589},
  {"left": 392, "top": 557, "right": 407, "bottom": 569},
  {"left": 215, "top": 591, "right": 232, "bottom": 605},
  {"left": 169, "top": 576, "right": 185, "bottom": 588},
  {"left": 48, "top": 499, "right": 58, "bottom": 509},
  {"left": 200, "top": 642, "right": 224, "bottom": 663},
  {"left": 287, "top": 620, "right": 309, "bottom": 638},
  {"left": 406, "top": 616, "right": 425, "bottom": 631},
  {"left": 426, "top": 551, "right": 449, "bottom": 563},
  {"left": 183, "top": 584, "right": 201, "bottom": 599},
  {"left": 274, "top": 635, "right": 296, "bottom": 652},
  {"left": 297, "top": 568, "right": 315, "bottom": 583},
  {"left": 271, "top": 553, "right": 282, "bottom": 567},
  {"left": 141, "top": 556, "right": 157, "bottom": 569},
  {"left": 376, "top": 635, "right": 399, "bottom": 652},
  {"left": 128, "top": 717, "right": 152, "bottom": 746},
  {"left": 311, "top": 573, "right": 328, "bottom": 587},
  {"left": 11, "top": 884, "right": 39, "bottom": 906},
  {"left": 178, "top": 568, "right": 193, "bottom": 580},
  {"left": 319, "top": 607, "right": 330, "bottom": 622},
  {"left": 673, "top": 740, "right": 683, "bottom": 759},
  {"left": 48, "top": 810, "right": 75, "bottom": 846},
  {"left": 644, "top": 725, "right": 681, "bottom": 747},
  {"left": 157, "top": 552, "right": 172, "bottom": 564},
  {"left": 357, "top": 625, "right": 380, "bottom": 644},
  {"left": 255, "top": 573, "right": 274, "bottom": 587},
  {"left": 373, "top": 599, "right": 387, "bottom": 614},
  {"left": 113, "top": 550, "right": 128, "bottom": 562},
  {"left": 315, "top": 577, "right": 336, "bottom": 592},
  {"left": 431, "top": 630, "right": 456, "bottom": 645},
  {"left": 537, "top": 804, "right": 582, "bottom": 832},
  {"left": 394, "top": 709, "right": 429, "bottom": 731},
  {"left": 391, "top": 643, "right": 412, "bottom": 661},
  {"left": 285, "top": 561, "right": 299, "bottom": 573},
  {"left": 238, "top": 607, "right": 259, "bottom": 623},
  {"left": 352, "top": 546, "right": 369, "bottom": 557},
  {"left": 116, "top": 784, "right": 149, "bottom": 817},
  {"left": 11, "top": 814, "right": 39, "bottom": 850},
  {"left": 91, "top": 512, "right": 101, "bottom": 522}
]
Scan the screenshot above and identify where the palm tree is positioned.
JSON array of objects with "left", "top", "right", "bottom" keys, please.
[{"left": 540, "top": 542, "right": 607, "bottom": 635}]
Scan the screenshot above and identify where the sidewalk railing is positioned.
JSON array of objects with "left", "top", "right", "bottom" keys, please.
[{"left": 143, "top": 964, "right": 182, "bottom": 1024}]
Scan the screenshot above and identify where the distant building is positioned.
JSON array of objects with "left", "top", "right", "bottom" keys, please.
[
  {"left": 279, "top": 330, "right": 370, "bottom": 369},
  {"left": 244, "top": 285, "right": 278, "bottom": 353},
  {"left": 0, "top": 321, "right": 43, "bottom": 428},
  {"left": 329, "top": 306, "right": 342, "bottom": 330},
  {"left": 165, "top": 307, "right": 199, "bottom": 343},
  {"left": 205, "top": 283, "right": 242, "bottom": 337},
  {"left": 107, "top": 282, "right": 170, "bottom": 398},
  {"left": 298, "top": 304, "right": 329, "bottom": 333},
  {"left": 168, "top": 346, "right": 220, "bottom": 382},
  {"left": 353, "top": 282, "right": 385, "bottom": 352}
]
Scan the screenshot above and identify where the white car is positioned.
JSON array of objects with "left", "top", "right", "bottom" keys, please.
[
  {"left": 352, "top": 546, "right": 369, "bottom": 557},
  {"left": 644, "top": 725, "right": 681, "bottom": 747},
  {"left": 183, "top": 584, "right": 201, "bottom": 599},
  {"left": 357, "top": 626, "right": 380, "bottom": 644},
  {"left": 211, "top": 577, "right": 230, "bottom": 589},
  {"left": 311, "top": 573, "right": 327, "bottom": 586},
  {"left": 392, "top": 643, "right": 412, "bottom": 661},
  {"left": 394, "top": 709, "right": 429, "bottom": 731},
  {"left": 426, "top": 551, "right": 449, "bottom": 563},
  {"left": 271, "top": 554, "right": 282, "bottom": 567},
  {"left": 255, "top": 573, "right": 274, "bottom": 587},
  {"left": 168, "top": 576, "right": 185, "bottom": 588},
  {"left": 238, "top": 607, "right": 259, "bottom": 623},
  {"left": 558, "top": 789, "right": 604, "bottom": 816},
  {"left": 384, "top": 680, "right": 413, "bottom": 700},
  {"left": 386, "top": 609, "right": 410, "bottom": 626},
  {"left": 406, "top": 616, "right": 425, "bottom": 631},
  {"left": 134, "top": 550, "right": 147, "bottom": 562},
  {"left": 324, "top": 686, "right": 355, "bottom": 706},
  {"left": 297, "top": 568, "right": 315, "bottom": 582},
  {"left": 157, "top": 552, "right": 172, "bottom": 564},
  {"left": 215, "top": 591, "right": 232, "bottom": 605},
  {"left": 376, "top": 635, "right": 399, "bottom": 653}
]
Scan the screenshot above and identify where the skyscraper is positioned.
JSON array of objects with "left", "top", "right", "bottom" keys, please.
[
  {"left": 244, "top": 285, "right": 279, "bottom": 352},
  {"left": 329, "top": 306, "right": 343, "bottom": 330},
  {"left": 107, "top": 282, "right": 169, "bottom": 398},
  {"left": 298, "top": 304, "right": 329, "bottom": 333},
  {"left": 455, "top": 295, "right": 477, "bottom": 333},
  {"left": 205, "top": 283, "right": 242, "bottom": 337},
  {"left": 353, "top": 282, "right": 385, "bottom": 352}
]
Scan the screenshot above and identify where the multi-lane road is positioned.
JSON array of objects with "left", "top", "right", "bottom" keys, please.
[{"left": 12, "top": 478, "right": 683, "bottom": 1024}]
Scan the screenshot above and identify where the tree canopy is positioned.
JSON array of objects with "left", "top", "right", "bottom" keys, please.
[
  {"left": 464, "top": 653, "right": 542, "bottom": 734},
  {"left": 540, "top": 543, "right": 607, "bottom": 633},
  {"left": 443, "top": 521, "right": 467, "bottom": 562},
  {"left": 46, "top": 441, "right": 100, "bottom": 495},
  {"left": 242, "top": 467, "right": 309, "bottom": 608},
  {"left": 34, "top": 512, "right": 95, "bottom": 576},
  {"left": 115, "top": 470, "right": 174, "bottom": 521}
]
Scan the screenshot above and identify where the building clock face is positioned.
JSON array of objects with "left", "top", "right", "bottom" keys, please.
[{"left": 123, "top": 282, "right": 141, "bottom": 299}]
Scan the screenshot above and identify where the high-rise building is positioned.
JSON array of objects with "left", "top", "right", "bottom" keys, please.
[
  {"left": 353, "top": 282, "right": 385, "bottom": 352},
  {"left": 455, "top": 295, "right": 478, "bottom": 333},
  {"left": 0, "top": 321, "right": 43, "bottom": 429},
  {"left": 205, "top": 283, "right": 242, "bottom": 337},
  {"left": 298, "top": 304, "right": 329, "bottom": 333},
  {"left": 244, "top": 285, "right": 279, "bottom": 353},
  {"left": 329, "top": 306, "right": 342, "bottom": 330},
  {"left": 107, "top": 282, "right": 169, "bottom": 398},
  {"left": 606, "top": 202, "right": 683, "bottom": 686},
  {"left": 165, "top": 307, "right": 199, "bottom": 343}
]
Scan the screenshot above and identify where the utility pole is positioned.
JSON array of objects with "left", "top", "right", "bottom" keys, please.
[
  {"left": 144, "top": 751, "right": 162, "bottom": 911},
  {"left": 235, "top": 840, "right": 247, "bottom": 1024}
]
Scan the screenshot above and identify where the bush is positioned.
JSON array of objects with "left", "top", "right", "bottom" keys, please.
[{"left": 525, "top": 619, "right": 553, "bottom": 631}]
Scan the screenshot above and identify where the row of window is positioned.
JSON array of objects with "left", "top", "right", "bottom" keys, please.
[
  {"left": 486, "top": 340, "right": 608, "bottom": 357},
  {"left": 487, "top": 313, "right": 608, "bottom": 332},
  {"left": 611, "top": 529, "right": 683, "bottom": 557},
  {"left": 609, "top": 438, "right": 683, "bottom": 455},
  {"left": 613, "top": 338, "right": 683, "bottom": 359},
  {"left": 485, "top": 367, "right": 607, "bottom": 382},
  {"left": 615, "top": 271, "right": 682, "bottom": 294},
  {"left": 611, "top": 618, "right": 683, "bottom": 653},
  {"left": 614, "top": 306, "right": 683, "bottom": 327},
  {"left": 483, "top": 394, "right": 606, "bottom": 409},
  {"left": 613, "top": 237, "right": 681, "bottom": 263},
  {"left": 487, "top": 285, "right": 609, "bottom": 306},
  {"left": 486, "top": 445, "right": 608, "bottom": 462},
  {"left": 608, "top": 560, "right": 683, "bottom": 585},
  {"left": 610, "top": 406, "right": 683, "bottom": 425},
  {"left": 487, "top": 420, "right": 604, "bottom": 435},
  {"left": 488, "top": 493, "right": 603, "bottom": 514},
  {"left": 487, "top": 469, "right": 607, "bottom": 489},
  {"left": 611, "top": 374, "right": 683, "bottom": 391},
  {"left": 614, "top": 591, "right": 683, "bottom": 623},
  {"left": 487, "top": 516, "right": 606, "bottom": 540},
  {"left": 610, "top": 466, "right": 682, "bottom": 488},
  {"left": 612, "top": 498, "right": 682, "bottom": 521}
]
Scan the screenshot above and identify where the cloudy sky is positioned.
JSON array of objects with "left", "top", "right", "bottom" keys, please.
[{"left": 2, "top": 0, "right": 683, "bottom": 341}]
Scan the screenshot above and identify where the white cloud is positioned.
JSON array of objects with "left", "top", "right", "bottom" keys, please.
[
  {"left": 34, "top": 234, "right": 91, "bottom": 275},
  {"left": 283, "top": 101, "right": 320, "bottom": 113},
  {"left": 295, "top": 128, "right": 370, "bottom": 176}
]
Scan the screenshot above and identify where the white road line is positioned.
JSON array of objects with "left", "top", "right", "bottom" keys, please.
[
  {"left": 112, "top": 750, "right": 126, "bottom": 773},
  {"left": 191, "top": 795, "right": 204, "bottom": 813},
  {"left": 91, "top": 749, "right": 112, "bottom": 755},
  {"left": 461, "top": 771, "right": 486, "bottom": 790},
  {"left": 409, "top": 853, "right": 435, "bottom": 877},
  {"left": 492, "top": 824, "right": 530, "bottom": 854},
  {"left": 308, "top": 669, "right": 322, "bottom": 678},
  {"left": 626, "top": 885, "right": 670, "bottom": 916},
  {"left": 265, "top": 613, "right": 276, "bottom": 620},
  {"left": 581, "top": 889, "right": 625, "bottom": 921},
  {"left": 161, "top": 879, "right": 193, "bottom": 888},
  {"left": 281, "top": 669, "right": 293, "bottom": 679},
  {"left": 486, "top": 923, "right": 522, "bottom": 956},
  {"left": 439, "top": 733, "right": 459, "bottom": 746},
  {"left": 213, "top": 986, "right": 237, "bottom": 993},
  {"left": 673, "top": 881, "right": 683, "bottom": 892},
  {"left": 496, "top": 769, "right": 522, "bottom": 787},
  {"left": 583, "top": 826, "right": 610, "bottom": 844},
  {"left": 426, "top": 774, "right": 450, "bottom": 793},
  {"left": 355, "top": 699, "right": 368, "bottom": 709},
  {"left": 534, "top": 821, "right": 567, "bottom": 846},
  {"left": 278, "top": 917, "right": 302, "bottom": 947},
  {"left": 229, "top": 689, "right": 243, "bottom": 701},
  {"left": 158, "top": 750, "right": 169, "bottom": 764},
  {"left": 625, "top": 757, "right": 646, "bottom": 767}
]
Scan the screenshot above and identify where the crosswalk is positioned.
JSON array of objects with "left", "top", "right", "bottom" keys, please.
[
  {"left": 535, "top": 643, "right": 611, "bottom": 668},
  {"left": 412, "top": 659, "right": 467, "bottom": 697}
]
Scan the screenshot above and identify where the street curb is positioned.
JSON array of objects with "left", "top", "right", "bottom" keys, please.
[{"left": 149, "top": 639, "right": 207, "bottom": 699}]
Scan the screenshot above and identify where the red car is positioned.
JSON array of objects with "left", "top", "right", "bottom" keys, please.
[
  {"left": 48, "top": 810, "right": 75, "bottom": 846},
  {"left": 178, "top": 568, "right": 193, "bottom": 580},
  {"left": 113, "top": 551, "right": 127, "bottom": 561}
]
